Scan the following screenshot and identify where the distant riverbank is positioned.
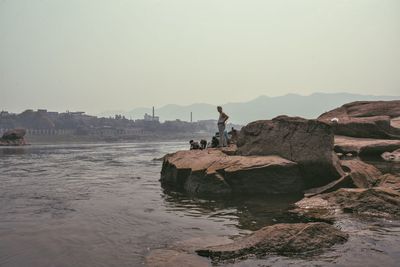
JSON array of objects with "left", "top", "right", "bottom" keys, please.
[{"left": 26, "top": 133, "right": 212, "bottom": 144}]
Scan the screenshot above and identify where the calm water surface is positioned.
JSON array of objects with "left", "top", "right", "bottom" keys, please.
[{"left": 0, "top": 142, "right": 399, "bottom": 267}]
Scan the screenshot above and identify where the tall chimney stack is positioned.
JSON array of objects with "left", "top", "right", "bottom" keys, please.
[
  {"left": 152, "top": 106, "right": 155, "bottom": 119},
  {"left": 190, "top": 112, "right": 193, "bottom": 123}
]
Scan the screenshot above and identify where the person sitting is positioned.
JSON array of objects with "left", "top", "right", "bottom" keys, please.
[
  {"left": 189, "top": 140, "right": 201, "bottom": 150},
  {"left": 211, "top": 136, "right": 219, "bottom": 148},
  {"left": 200, "top": 139, "right": 207, "bottom": 150}
]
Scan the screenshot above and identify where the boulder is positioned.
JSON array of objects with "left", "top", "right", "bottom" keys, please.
[
  {"left": 161, "top": 149, "right": 304, "bottom": 196},
  {"left": 236, "top": 116, "right": 344, "bottom": 188},
  {"left": 318, "top": 100, "right": 400, "bottom": 139},
  {"left": 335, "top": 136, "right": 400, "bottom": 156},
  {"left": 292, "top": 188, "right": 400, "bottom": 222},
  {"left": 0, "top": 128, "right": 27, "bottom": 146},
  {"left": 196, "top": 222, "right": 348, "bottom": 260}
]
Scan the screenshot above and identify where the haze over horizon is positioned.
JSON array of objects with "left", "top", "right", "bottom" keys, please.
[{"left": 1, "top": 0, "right": 399, "bottom": 113}]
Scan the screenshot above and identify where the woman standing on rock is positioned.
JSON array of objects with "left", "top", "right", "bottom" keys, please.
[{"left": 217, "top": 106, "right": 229, "bottom": 147}]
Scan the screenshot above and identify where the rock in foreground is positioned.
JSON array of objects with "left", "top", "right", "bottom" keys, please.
[
  {"left": 237, "top": 116, "right": 344, "bottom": 188},
  {"left": 161, "top": 149, "right": 304, "bottom": 196},
  {"left": 196, "top": 222, "right": 348, "bottom": 261}
]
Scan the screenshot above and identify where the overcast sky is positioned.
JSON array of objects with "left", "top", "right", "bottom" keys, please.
[{"left": 1, "top": 0, "right": 399, "bottom": 114}]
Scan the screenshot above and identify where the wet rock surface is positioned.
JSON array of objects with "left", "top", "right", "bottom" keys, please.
[
  {"left": 196, "top": 223, "right": 348, "bottom": 261},
  {"left": 318, "top": 100, "right": 400, "bottom": 139},
  {"left": 236, "top": 116, "right": 344, "bottom": 187}
]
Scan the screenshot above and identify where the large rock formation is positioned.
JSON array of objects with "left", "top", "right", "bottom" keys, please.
[
  {"left": 292, "top": 187, "right": 400, "bottom": 222},
  {"left": 0, "top": 129, "right": 27, "bottom": 146},
  {"left": 318, "top": 100, "right": 400, "bottom": 139},
  {"left": 334, "top": 136, "right": 400, "bottom": 156},
  {"left": 236, "top": 116, "right": 344, "bottom": 188},
  {"left": 161, "top": 149, "right": 304, "bottom": 196},
  {"left": 196, "top": 222, "right": 348, "bottom": 261}
]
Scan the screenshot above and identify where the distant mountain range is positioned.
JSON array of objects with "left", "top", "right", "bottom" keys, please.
[{"left": 98, "top": 93, "right": 399, "bottom": 125}]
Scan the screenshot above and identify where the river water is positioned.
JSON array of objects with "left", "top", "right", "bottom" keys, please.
[{"left": 0, "top": 142, "right": 399, "bottom": 267}]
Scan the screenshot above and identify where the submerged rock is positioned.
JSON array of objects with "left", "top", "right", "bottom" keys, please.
[
  {"left": 161, "top": 149, "right": 303, "bottom": 196},
  {"left": 236, "top": 116, "right": 344, "bottom": 188},
  {"left": 334, "top": 136, "right": 400, "bottom": 156},
  {"left": 318, "top": 100, "right": 400, "bottom": 139},
  {"left": 292, "top": 188, "right": 400, "bottom": 222},
  {"left": 196, "top": 222, "right": 348, "bottom": 261},
  {"left": 146, "top": 249, "right": 210, "bottom": 267}
]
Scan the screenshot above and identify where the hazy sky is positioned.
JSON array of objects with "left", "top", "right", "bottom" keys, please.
[{"left": 1, "top": 0, "right": 399, "bottom": 114}]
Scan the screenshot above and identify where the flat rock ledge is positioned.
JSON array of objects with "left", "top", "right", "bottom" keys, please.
[
  {"left": 161, "top": 149, "right": 304, "bottom": 196},
  {"left": 292, "top": 187, "right": 400, "bottom": 222},
  {"left": 196, "top": 222, "right": 348, "bottom": 261},
  {"left": 334, "top": 136, "right": 400, "bottom": 156}
]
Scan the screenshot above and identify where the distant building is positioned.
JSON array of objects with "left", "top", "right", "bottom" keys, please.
[{"left": 144, "top": 113, "right": 159, "bottom": 122}]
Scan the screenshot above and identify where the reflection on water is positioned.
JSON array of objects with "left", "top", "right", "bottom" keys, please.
[
  {"left": 163, "top": 190, "right": 303, "bottom": 231},
  {"left": 0, "top": 143, "right": 399, "bottom": 267}
]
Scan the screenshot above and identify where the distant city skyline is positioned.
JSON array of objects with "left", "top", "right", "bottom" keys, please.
[{"left": 1, "top": 1, "right": 399, "bottom": 114}]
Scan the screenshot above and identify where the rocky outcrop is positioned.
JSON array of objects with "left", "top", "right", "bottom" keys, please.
[
  {"left": 236, "top": 116, "right": 344, "bottom": 188},
  {"left": 335, "top": 136, "right": 400, "bottom": 156},
  {"left": 196, "top": 222, "right": 348, "bottom": 260},
  {"left": 161, "top": 149, "right": 304, "bottom": 196},
  {"left": 292, "top": 188, "right": 400, "bottom": 222},
  {"left": 0, "top": 129, "right": 27, "bottom": 146},
  {"left": 318, "top": 100, "right": 400, "bottom": 139}
]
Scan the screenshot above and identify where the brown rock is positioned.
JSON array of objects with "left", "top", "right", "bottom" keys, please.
[
  {"left": 318, "top": 100, "right": 400, "bottom": 139},
  {"left": 334, "top": 136, "right": 400, "bottom": 156},
  {"left": 161, "top": 149, "right": 304, "bottom": 196},
  {"left": 339, "top": 159, "right": 382, "bottom": 188},
  {"left": 236, "top": 116, "right": 344, "bottom": 188},
  {"left": 292, "top": 187, "right": 400, "bottom": 221},
  {"left": 196, "top": 223, "right": 348, "bottom": 260},
  {"left": 376, "top": 174, "right": 400, "bottom": 192},
  {"left": 304, "top": 159, "right": 382, "bottom": 197}
]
